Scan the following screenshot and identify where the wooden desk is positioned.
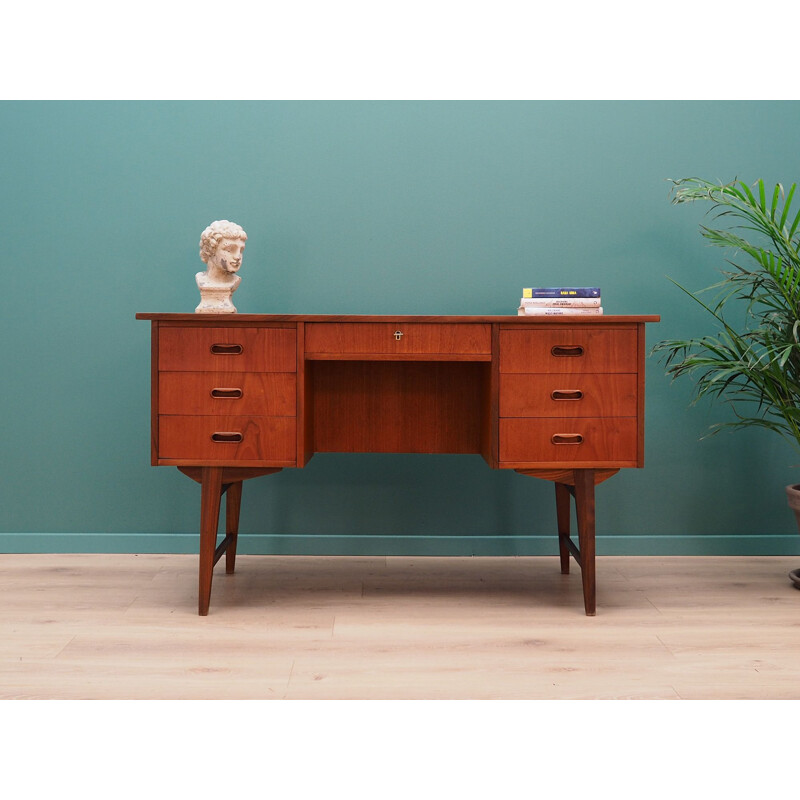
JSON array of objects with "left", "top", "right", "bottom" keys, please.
[{"left": 136, "top": 313, "right": 659, "bottom": 615}]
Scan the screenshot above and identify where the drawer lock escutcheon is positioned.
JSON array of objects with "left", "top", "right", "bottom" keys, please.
[
  {"left": 394, "top": 330, "right": 404, "bottom": 340},
  {"left": 551, "top": 345, "right": 584, "bottom": 357},
  {"left": 551, "top": 433, "right": 584, "bottom": 445},
  {"left": 210, "top": 343, "right": 244, "bottom": 355},
  {"left": 210, "top": 388, "right": 243, "bottom": 399},
  {"left": 211, "top": 432, "right": 244, "bottom": 443}
]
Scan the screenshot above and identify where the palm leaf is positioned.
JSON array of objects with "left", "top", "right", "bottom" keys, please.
[
  {"left": 770, "top": 182, "right": 781, "bottom": 221},
  {"left": 655, "top": 176, "right": 800, "bottom": 453},
  {"left": 779, "top": 183, "right": 796, "bottom": 229}
]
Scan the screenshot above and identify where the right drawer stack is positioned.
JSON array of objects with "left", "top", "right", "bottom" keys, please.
[{"left": 498, "top": 326, "right": 640, "bottom": 467}]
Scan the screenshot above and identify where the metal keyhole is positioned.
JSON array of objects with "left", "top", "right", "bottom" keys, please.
[{"left": 394, "top": 330, "right": 403, "bottom": 340}]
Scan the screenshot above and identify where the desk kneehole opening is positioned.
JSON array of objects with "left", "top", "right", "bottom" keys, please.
[
  {"left": 211, "top": 431, "right": 244, "bottom": 443},
  {"left": 551, "top": 433, "right": 584, "bottom": 445}
]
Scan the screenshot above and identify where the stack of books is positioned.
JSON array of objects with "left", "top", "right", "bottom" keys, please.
[{"left": 517, "top": 287, "right": 603, "bottom": 316}]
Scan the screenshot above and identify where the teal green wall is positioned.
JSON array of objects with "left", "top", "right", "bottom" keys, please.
[{"left": 2, "top": 100, "right": 799, "bottom": 555}]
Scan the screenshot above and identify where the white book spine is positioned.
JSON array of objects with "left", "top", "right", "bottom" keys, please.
[
  {"left": 517, "top": 306, "right": 604, "bottom": 316},
  {"left": 519, "top": 297, "right": 601, "bottom": 308}
]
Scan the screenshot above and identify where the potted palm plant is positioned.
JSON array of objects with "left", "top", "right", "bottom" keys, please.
[{"left": 652, "top": 176, "right": 800, "bottom": 588}]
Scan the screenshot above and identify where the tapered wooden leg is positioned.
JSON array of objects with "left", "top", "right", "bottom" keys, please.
[
  {"left": 555, "top": 482, "right": 571, "bottom": 574},
  {"left": 573, "top": 468, "right": 596, "bottom": 616},
  {"left": 225, "top": 481, "right": 243, "bottom": 575},
  {"left": 198, "top": 466, "right": 224, "bottom": 616}
]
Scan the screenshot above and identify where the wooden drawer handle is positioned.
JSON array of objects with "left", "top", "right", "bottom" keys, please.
[
  {"left": 551, "top": 433, "right": 584, "bottom": 445},
  {"left": 211, "top": 432, "right": 243, "bottom": 443},
  {"left": 210, "top": 387, "right": 243, "bottom": 399},
  {"left": 551, "top": 345, "right": 584, "bottom": 357},
  {"left": 551, "top": 389, "right": 584, "bottom": 401},
  {"left": 210, "top": 343, "right": 244, "bottom": 355}
]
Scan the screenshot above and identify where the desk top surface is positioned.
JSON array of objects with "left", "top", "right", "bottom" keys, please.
[{"left": 136, "top": 313, "right": 660, "bottom": 324}]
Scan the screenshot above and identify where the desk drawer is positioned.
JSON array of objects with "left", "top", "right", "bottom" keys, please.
[
  {"left": 158, "top": 415, "right": 296, "bottom": 461},
  {"left": 499, "top": 417, "right": 638, "bottom": 463},
  {"left": 159, "top": 326, "right": 296, "bottom": 372},
  {"left": 159, "top": 372, "right": 296, "bottom": 416},
  {"left": 499, "top": 328, "right": 637, "bottom": 373},
  {"left": 500, "top": 373, "right": 637, "bottom": 417},
  {"left": 305, "top": 322, "right": 491, "bottom": 357}
]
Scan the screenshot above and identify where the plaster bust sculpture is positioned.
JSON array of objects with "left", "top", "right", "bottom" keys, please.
[{"left": 195, "top": 220, "right": 247, "bottom": 313}]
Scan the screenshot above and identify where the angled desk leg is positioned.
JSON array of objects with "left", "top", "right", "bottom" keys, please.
[
  {"left": 225, "top": 480, "right": 243, "bottom": 575},
  {"left": 198, "top": 467, "right": 224, "bottom": 616},
  {"left": 517, "top": 467, "right": 618, "bottom": 616},
  {"left": 178, "top": 466, "right": 283, "bottom": 616},
  {"left": 573, "top": 469, "right": 597, "bottom": 616},
  {"left": 555, "top": 482, "right": 572, "bottom": 575}
]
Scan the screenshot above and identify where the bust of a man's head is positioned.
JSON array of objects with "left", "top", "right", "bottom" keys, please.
[{"left": 199, "top": 220, "right": 247, "bottom": 284}]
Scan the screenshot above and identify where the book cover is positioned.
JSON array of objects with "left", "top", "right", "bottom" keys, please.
[
  {"left": 523, "top": 287, "right": 601, "bottom": 298},
  {"left": 519, "top": 297, "right": 601, "bottom": 307},
  {"left": 517, "top": 306, "right": 604, "bottom": 316}
]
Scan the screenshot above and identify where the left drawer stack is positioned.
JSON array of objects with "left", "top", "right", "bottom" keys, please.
[{"left": 155, "top": 325, "right": 297, "bottom": 466}]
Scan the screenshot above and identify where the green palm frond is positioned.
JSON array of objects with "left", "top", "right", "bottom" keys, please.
[{"left": 654, "top": 177, "right": 800, "bottom": 452}]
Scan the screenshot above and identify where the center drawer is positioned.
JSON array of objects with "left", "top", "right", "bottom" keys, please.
[{"left": 305, "top": 323, "right": 491, "bottom": 357}]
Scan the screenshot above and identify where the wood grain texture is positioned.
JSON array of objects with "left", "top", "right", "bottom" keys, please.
[
  {"left": 198, "top": 467, "right": 224, "bottom": 615},
  {"left": 138, "top": 313, "right": 660, "bottom": 615},
  {"left": 310, "top": 361, "right": 488, "bottom": 454},
  {"left": 499, "top": 373, "right": 638, "bottom": 417},
  {"left": 499, "top": 327, "right": 639, "bottom": 373},
  {"left": 225, "top": 481, "right": 243, "bottom": 575},
  {"left": 515, "top": 468, "right": 619, "bottom": 485},
  {"left": 2, "top": 554, "right": 797, "bottom": 699},
  {"left": 305, "top": 352, "right": 492, "bottom": 362},
  {"left": 159, "top": 415, "right": 296, "bottom": 462},
  {"left": 480, "top": 322, "right": 500, "bottom": 467},
  {"left": 637, "top": 322, "right": 647, "bottom": 468},
  {"left": 158, "top": 372, "right": 297, "bottom": 416},
  {"left": 555, "top": 482, "right": 571, "bottom": 574},
  {"left": 138, "top": 313, "right": 661, "bottom": 324},
  {"left": 305, "top": 322, "right": 491, "bottom": 357},
  {"left": 150, "top": 321, "right": 159, "bottom": 466},
  {"left": 574, "top": 469, "right": 597, "bottom": 615},
  {"left": 499, "top": 417, "right": 638, "bottom": 464},
  {"left": 296, "top": 322, "right": 314, "bottom": 468},
  {"left": 159, "top": 326, "right": 296, "bottom": 372},
  {"left": 177, "top": 467, "right": 282, "bottom": 483}
]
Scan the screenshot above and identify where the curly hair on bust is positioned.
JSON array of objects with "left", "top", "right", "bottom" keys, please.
[{"left": 199, "top": 220, "right": 248, "bottom": 264}]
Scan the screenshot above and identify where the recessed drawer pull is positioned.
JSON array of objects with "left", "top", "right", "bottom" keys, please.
[
  {"left": 210, "top": 343, "right": 244, "bottom": 355},
  {"left": 551, "top": 345, "right": 584, "bottom": 357},
  {"left": 551, "top": 389, "right": 584, "bottom": 401},
  {"left": 551, "top": 433, "right": 584, "bottom": 445},
  {"left": 211, "top": 432, "right": 243, "bottom": 443},
  {"left": 210, "top": 387, "right": 243, "bottom": 399}
]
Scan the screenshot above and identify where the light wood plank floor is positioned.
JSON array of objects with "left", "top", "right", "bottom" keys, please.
[{"left": 1, "top": 554, "right": 798, "bottom": 699}]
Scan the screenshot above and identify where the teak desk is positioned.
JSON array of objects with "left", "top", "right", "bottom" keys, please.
[{"left": 137, "top": 313, "right": 659, "bottom": 615}]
